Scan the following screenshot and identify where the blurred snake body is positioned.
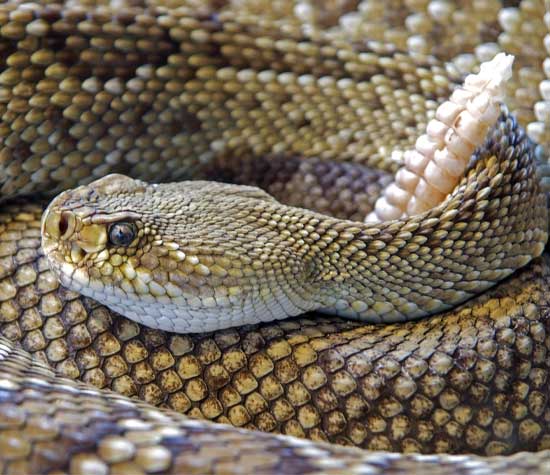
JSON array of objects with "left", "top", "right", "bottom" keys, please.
[{"left": 2, "top": 1, "right": 550, "bottom": 474}]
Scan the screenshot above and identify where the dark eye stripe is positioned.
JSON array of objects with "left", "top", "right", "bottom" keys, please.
[{"left": 108, "top": 222, "right": 137, "bottom": 247}]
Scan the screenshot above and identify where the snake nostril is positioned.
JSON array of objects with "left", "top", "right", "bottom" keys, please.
[
  {"left": 59, "top": 211, "right": 76, "bottom": 239},
  {"left": 59, "top": 213, "right": 68, "bottom": 237},
  {"left": 44, "top": 210, "right": 76, "bottom": 240}
]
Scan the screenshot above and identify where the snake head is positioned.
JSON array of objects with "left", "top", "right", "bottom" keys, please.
[
  {"left": 41, "top": 174, "right": 318, "bottom": 333},
  {"left": 41, "top": 174, "right": 144, "bottom": 291}
]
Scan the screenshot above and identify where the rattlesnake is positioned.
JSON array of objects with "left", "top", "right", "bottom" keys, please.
[{"left": 2, "top": 1, "right": 550, "bottom": 474}]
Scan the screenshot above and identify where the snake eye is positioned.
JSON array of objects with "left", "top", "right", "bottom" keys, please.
[{"left": 108, "top": 222, "right": 137, "bottom": 247}]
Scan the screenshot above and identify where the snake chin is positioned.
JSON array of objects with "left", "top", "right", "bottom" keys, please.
[{"left": 42, "top": 260, "right": 317, "bottom": 334}]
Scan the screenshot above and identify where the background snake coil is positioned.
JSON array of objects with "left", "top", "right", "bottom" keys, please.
[{"left": 2, "top": 1, "right": 550, "bottom": 474}]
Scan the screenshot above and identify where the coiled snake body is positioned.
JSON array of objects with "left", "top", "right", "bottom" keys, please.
[{"left": 1, "top": 1, "right": 550, "bottom": 474}]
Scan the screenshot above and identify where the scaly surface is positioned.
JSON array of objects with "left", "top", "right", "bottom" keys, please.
[
  {"left": 1, "top": 1, "right": 550, "bottom": 474},
  {"left": 39, "top": 115, "right": 548, "bottom": 333}
]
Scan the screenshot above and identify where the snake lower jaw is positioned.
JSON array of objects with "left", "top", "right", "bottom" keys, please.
[
  {"left": 43, "top": 243, "right": 320, "bottom": 333},
  {"left": 79, "top": 290, "right": 318, "bottom": 334}
]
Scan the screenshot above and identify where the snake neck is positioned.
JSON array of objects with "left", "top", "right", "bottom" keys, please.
[{"left": 306, "top": 113, "right": 548, "bottom": 323}]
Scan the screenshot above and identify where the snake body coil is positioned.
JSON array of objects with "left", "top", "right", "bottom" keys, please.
[{"left": 1, "top": 1, "right": 550, "bottom": 474}]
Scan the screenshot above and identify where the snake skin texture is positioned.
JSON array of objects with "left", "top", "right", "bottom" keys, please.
[
  {"left": 39, "top": 114, "right": 549, "bottom": 333},
  {"left": 4, "top": 336, "right": 550, "bottom": 475},
  {"left": 4, "top": 201, "right": 550, "bottom": 472},
  {"left": 1, "top": 0, "right": 550, "bottom": 473}
]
